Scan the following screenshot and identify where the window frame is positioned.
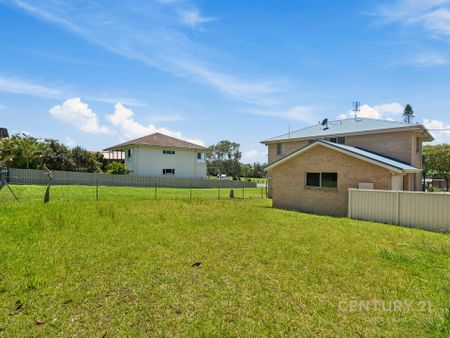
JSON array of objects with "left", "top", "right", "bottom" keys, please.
[
  {"left": 416, "top": 137, "right": 421, "bottom": 153},
  {"left": 305, "top": 172, "right": 338, "bottom": 189},
  {"left": 196, "top": 152, "right": 205, "bottom": 162},
  {"left": 127, "top": 149, "right": 132, "bottom": 158},
  {"left": 306, "top": 172, "right": 321, "bottom": 187},
  {"left": 163, "top": 150, "right": 176, "bottom": 155},
  {"left": 276, "top": 143, "right": 285, "bottom": 155},
  {"left": 162, "top": 168, "right": 175, "bottom": 175}
]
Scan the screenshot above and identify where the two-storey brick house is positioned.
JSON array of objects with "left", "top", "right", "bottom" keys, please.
[{"left": 261, "top": 118, "right": 434, "bottom": 216}]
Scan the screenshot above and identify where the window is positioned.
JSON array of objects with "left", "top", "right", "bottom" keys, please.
[
  {"left": 163, "top": 169, "right": 175, "bottom": 175},
  {"left": 127, "top": 149, "right": 132, "bottom": 158},
  {"left": 306, "top": 172, "right": 338, "bottom": 188},
  {"left": 197, "top": 152, "right": 205, "bottom": 162},
  {"left": 163, "top": 150, "right": 175, "bottom": 155},
  {"left": 416, "top": 137, "right": 421, "bottom": 153},
  {"left": 276, "top": 143, "right": 285, "bottom": 155},
  {"left": 328, "top": 137, "right": 345, "bottom": 144},
  {"left": 306, "top": 173, "right": 320, "bottom": 187},
  {"left": 321, "top": 173, "right": 338, "bottom": 188}
]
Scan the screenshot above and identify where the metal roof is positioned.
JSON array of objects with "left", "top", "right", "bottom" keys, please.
[
  {"left": 261, "top": 118, "right": 434, "bottom": 143},
  {"left": 265, "top": 140, "right": 421, "bottom": 173}
]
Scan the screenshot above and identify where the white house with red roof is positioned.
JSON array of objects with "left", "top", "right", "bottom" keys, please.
[{"left": 104, "top": 133, "right": 207, "bottom": 178}]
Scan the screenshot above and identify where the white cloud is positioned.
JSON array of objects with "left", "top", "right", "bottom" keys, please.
[
  {"left": 107, "top": 103, "right": 204, "bottom": 145},
  {"left": 243, "top": 150, "right": 258, "bottom": 158},
  {"left": 0, "top": 75, "right": 61, "bottom": 98},
  {"left": 377, "top": 1, "right": 450, "bottom": 37},
  {"left": 179, "top": 9, "right": 215, "bottom": 28},
  {"left": 337, "top": 102, "right": 404, "bottom": 120},
  {"left": 87, "top": 96, "right": 144, "bottom": 107},
  {"left": 50, "top": 98, "right": 110, "bottom": 134},
  {"left": 64, "top": 136, "right": 76, "bottom": 147},
  {"left": 390, "top": 52, "right": 447, "bottom": 67},
  {"left": 248, "top": 105, "right": 317, "bottom": 123},
  {"left": 423, "top": 118, "right": 450, "bottom": 143},
  {"left": 241, "top": 149, "right": 267, "bottom": 164},
  {"left": 5, "top": 1, "right": 279, "bottom": 106}
]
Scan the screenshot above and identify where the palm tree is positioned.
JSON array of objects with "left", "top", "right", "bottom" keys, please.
[{"left": 16, "top": 135, "right": 44, "bottom": 169}]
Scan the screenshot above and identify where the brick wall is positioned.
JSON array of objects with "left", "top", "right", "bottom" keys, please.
[
  {"left": 266, "top": 129, "right": 425, "bottom": 192},
  {"left": 268, "top": 140, "right": 308, "bottom": 163},
  {"left": 269, "top": 144, "right": 392, "bottom": 216}
]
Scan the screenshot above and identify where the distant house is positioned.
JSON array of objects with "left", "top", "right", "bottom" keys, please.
[
  {"left": 0, "top": 128, "right": 9, "bottom": 138},
  {"left": 90, "top": 150, "right": 125, "bottom": 163},
  {"left": 104, "top": 133, "right": 207, "bottom": 178},
  {"left": 261, "top": 118, "right": 434, "bottom": 216}
]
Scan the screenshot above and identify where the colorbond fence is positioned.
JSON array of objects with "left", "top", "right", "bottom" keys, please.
[
  {"left": 7, "top": 168, "right": 256, "bottom": 189},
  {"left": 348, "top": 189, "right": 449, "bottom": 233}
]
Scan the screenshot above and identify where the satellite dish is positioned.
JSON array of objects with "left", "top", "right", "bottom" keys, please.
[{"left": 321, "top": 118, "right": 328, "bottom": 126}]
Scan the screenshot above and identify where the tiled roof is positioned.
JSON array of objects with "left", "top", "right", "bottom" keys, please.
[
  {"left": 104, "top": 133, "right": 207, "bottom": 151},
  {"left": 265, "top": 140, "right": 421, "bottom": 173},
  {"left": 261, "top": 118, "right": 434, "bottom": 143}
]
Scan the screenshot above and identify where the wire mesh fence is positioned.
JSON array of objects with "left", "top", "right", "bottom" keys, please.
[
  {"left": 0, "top": 168, "right": 267, "bottom": 203},
  {"left": 0, "top": 181, "right": 267, "bottom": 203}
]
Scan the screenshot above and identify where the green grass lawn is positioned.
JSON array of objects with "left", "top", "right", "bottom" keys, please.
[{"left": 0, "top": 186, "right": 449, "bottom": 336}]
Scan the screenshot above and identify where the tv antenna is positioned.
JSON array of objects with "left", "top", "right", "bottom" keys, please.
[
  {"left": 352, "top": 101, "right": 360, "bottom": 120},
  {"left": 0, "top": 167, "right": 18, "bottom": 201}
]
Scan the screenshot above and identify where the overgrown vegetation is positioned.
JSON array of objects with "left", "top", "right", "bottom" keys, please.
[
  {"left": 0, "top": 186, "right": 448, "bottom": 336},
  {"left": 0, "top": 133, "right": 112, "bottom": 173}
]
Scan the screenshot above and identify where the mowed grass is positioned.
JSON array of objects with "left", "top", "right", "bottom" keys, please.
[{"left": 0, "top": 186, "right": 449, "bottom": 336}]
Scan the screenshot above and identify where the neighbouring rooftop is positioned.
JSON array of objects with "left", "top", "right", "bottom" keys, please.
[
  {"left": 265, "top": 139, "right": 421, "bottom": 173},
  {"left": 261, "top": 118, "right": 434, "bottom": 143},
  {"left": 104, "top": 132, "right": 207, "bottom": 151}
]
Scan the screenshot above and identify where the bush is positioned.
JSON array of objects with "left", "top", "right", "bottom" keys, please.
[{"left": 107, "top": 161, "right": 129, "bottom": 175}]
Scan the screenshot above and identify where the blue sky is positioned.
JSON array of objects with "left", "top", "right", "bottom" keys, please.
[{"left": 1, "top": 0, "right": 450, "bottom": 163}]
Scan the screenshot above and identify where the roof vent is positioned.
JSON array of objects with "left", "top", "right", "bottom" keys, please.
[{"left": 321, "top": 118, "right": 329, "bottom": 130}]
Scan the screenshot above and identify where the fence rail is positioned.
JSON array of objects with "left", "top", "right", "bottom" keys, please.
[
  {"left": 7, "top": 168, "right": 256, "bottom": 189},
  {"left": 348, "top": 189, "right": 449, "bottom": 233}
]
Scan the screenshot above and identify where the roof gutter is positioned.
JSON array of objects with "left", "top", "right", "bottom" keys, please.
[
  {"left": 264, "top": 141, "right": 421, "bottom": 174},
  {"left": 261, "top": 124, "right": 434, "bottom": 144}
]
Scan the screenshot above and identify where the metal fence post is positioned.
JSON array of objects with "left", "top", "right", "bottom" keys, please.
[
  {"left": 96, "top": 179, "right": 99, "bottom": 201},
  {"left": 242, "top": 186, "right": 245, "bottom": 199},
  {"left": 190, "top": 180, "right": 192, "bottom": 201},
  {"left": 218, "top": 186, "right": 220, "bottom": 200},
  {"left": 155, "top": 182, "right": 157, "bottom": 200}
]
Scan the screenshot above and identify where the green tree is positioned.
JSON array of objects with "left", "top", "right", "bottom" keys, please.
[
  {"left": 207, "top": 140, "right": 242, "bottom": 179},
  {"left": 251, "top": 162, "right": 267, "bottom": 178},
  {"left": 0, "top": 134, "right": 44, "bottom": 169},
  {"left": 71, "top": 146, "right": 100, "bottom": 172},
  {"left": 41, "top": 139, "right": 75, "bottom": 171},
  {"left": 403, "top": 104, "right": 415, "bottom": 123},
  {"left": 107, "top": 161, "right": 129, "bottom": 175},
  {"left": 240, "top": 163, "right": 252, "bottom": 179},
  {"left": 423, "top": 144, "right": 450, "bottom": 180}
]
